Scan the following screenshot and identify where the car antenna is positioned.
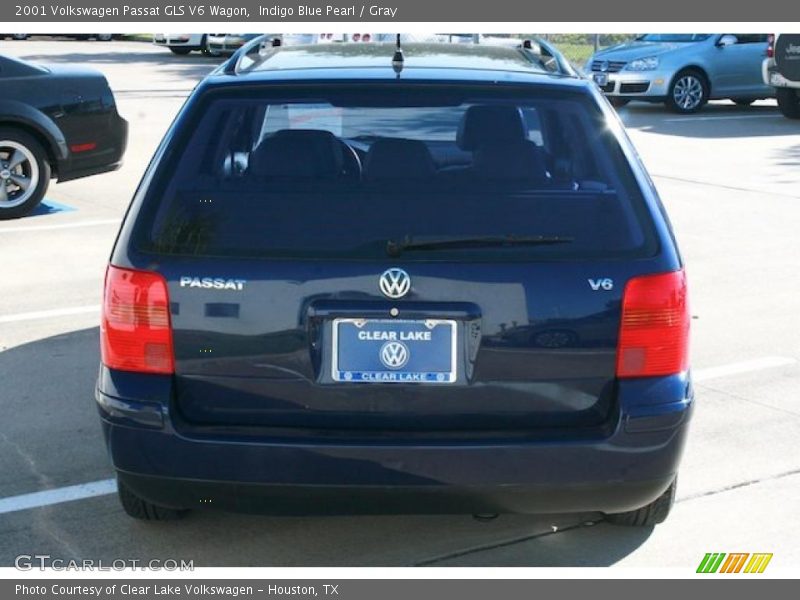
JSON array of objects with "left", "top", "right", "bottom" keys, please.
[{"left": 392, "top": 34, "right": 404, "bottom": 77}]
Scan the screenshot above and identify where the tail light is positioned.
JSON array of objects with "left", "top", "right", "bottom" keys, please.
[
  {"left": 767, "top": 34, "right": 775, "bottom": 58},
  {"left": 352, "top": 33, "right": 361, "bottom": 42},
  {"left": 101, "top": 265, "right": 175, "bottom": 375},
  {"left": 616, "top": 270, "right": 689, "bottom": 378},
  {"left": 362, "top": 34, "right": 371, "bottom": 42}
]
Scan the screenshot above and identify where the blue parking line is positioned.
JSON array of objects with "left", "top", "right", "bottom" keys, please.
[{"left": 29, "top": 199, "right": 77, "bottom": 217}]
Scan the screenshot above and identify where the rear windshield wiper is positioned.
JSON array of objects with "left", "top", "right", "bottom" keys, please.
[{"left": 386, "top": 234, "right": 574, "bottom": 257}]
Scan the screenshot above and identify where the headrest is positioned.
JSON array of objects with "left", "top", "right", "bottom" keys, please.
[
  {"left": 363, "top": 138, "right": 436, "bottom": 181},
  {"left": 252, "top": 129, "right": 344, "bottom": 179},
  {"left": 457, "top": 105, "right": 529, "bottom": 151}
]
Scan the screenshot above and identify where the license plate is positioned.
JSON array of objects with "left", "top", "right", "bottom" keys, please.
[
  {"left": 332, "top": 318, "right": 457, "bottom": 384},
  {"left": 593, "top": 73, "right": 609, "bottom": 87}
]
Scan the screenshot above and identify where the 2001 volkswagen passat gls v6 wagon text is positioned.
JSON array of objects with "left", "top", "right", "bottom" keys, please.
[{"left": 97, "top": 39, "right": 692, "bottom": 526}]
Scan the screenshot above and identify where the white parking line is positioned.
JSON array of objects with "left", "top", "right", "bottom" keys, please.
[
  {"left": 0, "top": 305, "right": 100, "bottom": 324},
  {"left": 694, "top": 356, "right": 796, "bottom": 382},
  {"left": 0, "top": 479, "right": 116, "bottom": 516},
  {"left": 0, "top": 219, "right": 120, "bottom": 234},
  {"left": 664, "top": 114, "right": 784, "bottom": 123},
  {"left": 0, "top": 356, "right": 794, "bottom": 516}
]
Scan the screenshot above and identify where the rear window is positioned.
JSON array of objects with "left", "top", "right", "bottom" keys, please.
[{"left": 134, "top": 83, "right": 656, "bottom": 261}]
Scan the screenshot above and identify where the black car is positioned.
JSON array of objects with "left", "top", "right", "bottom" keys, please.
[
  {"left": 98, "top": 40, "right": 691, "bottom": 525},
  {"left": 0, "top": 54, "right": 127, "bottom": 218}
]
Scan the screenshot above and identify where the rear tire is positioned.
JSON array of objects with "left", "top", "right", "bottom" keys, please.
[
  {"left": 200, "top": 34, "right": 222, "bottom": 57},
  {"left": 117, "top": 479, "right": 187, "bottom": 521},
  {"left": 0, "top": 127, "right": 51, "bottom": 220},
  {"left": 606, "top": 478, "right": 676, "bottom": 527},
  {"left": 776, "top": 88, "right": 800, "bottom": 119},
  {"left": 169, "top": 47, "right": 192, "bottom": 55}
]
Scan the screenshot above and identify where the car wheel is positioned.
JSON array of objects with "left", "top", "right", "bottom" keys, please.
[
  {"left": 11, "top": 34, "right": 29, "bottom": 41},
  {"left": 666, "top": 70, "right": 709, "bottom": 114},
  {"left": 199, "top": 34, "right": 221, "bottom": 57},
  {"left": 95, "top": 34, "right": 113, "bottom": 42},
  {"left": 169, "top": 47, "right": 193, "bottom": 55},
  {"left": 609, "top": 98, "right": 631, "bottom": 108},
  {"left": 117, "top": 479, "right": 187, "bottom": 521},
  {"left": 0, "top": 128, "right": 51, "bottom": 220},
  {"left": 606, "top": 478, "right": 676, "bottom": 527},
  {"left": 776, "top": 88, "right": 800, "bottom": 119}
]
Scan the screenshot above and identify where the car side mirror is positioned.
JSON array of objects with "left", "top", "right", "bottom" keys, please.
[{"left": 717, "top": 35, "right": 738, "bottom": 48}]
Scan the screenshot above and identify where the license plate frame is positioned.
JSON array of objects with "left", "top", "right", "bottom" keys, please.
[{"left": 331, "top": 318, "right": 458, "bottom": 384}]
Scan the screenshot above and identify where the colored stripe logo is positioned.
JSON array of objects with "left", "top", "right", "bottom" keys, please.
[{"left": 697, "top": 553, "right": 773, "bottom": 573}]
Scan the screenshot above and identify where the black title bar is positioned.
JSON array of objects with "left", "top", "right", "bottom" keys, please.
[{"left": 2, "top": 0, "right": 797, "bottom": 22}]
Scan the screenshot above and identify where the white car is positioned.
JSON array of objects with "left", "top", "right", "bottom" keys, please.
[
  {"left": 153, "top": 34, "right": 212, "bottom": 55},
  {"left": 315, "top": 33, "right": 376, "bottom": 43},
  {"left": 763, "top": 34, "right": 800, "bottom": 119}
]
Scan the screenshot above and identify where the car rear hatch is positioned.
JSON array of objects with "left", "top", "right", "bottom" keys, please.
[
  {"left": 159, "top": 259, "right": 641, "bottom": 433},
  {"left": 115, "top": 80, "right": 679, "bottom": 437}
]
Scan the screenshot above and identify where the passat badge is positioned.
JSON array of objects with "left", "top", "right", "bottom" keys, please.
[
  {"left": 179, "top": 276, "right": 246, "bottom": 291},
  {"left": 379, "top": 268, "right": 411, "bottom": 299}
]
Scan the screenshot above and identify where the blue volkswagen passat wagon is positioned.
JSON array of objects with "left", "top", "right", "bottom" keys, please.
[{"left": 97, "top": 39, "right": 691, "bottom": 526}]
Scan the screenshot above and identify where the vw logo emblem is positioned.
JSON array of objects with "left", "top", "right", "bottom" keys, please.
[
  {"left": 379, "top": 268, "right": 411, "bottom": 299},
  {"left": 600, "top": 60, "right": 610, "bottom": 72},
  {"left": 380, "top": 341, "right": 410, "bottom": 369}
]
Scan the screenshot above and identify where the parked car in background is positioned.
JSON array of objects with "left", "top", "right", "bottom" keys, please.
[
  {"left": 207, "top": 33, "right": 274, "bottom": 55},
  {"left": 371, "top": 34, "right": 518, "bottom": 47},
  {"left": 587, "top": 34, "right": 773, "bottom": 113},
  {"left": 281, "top": 34, "right": 318, "bottom": 46},
  {"left": 153, "top": 34, "right": 214, "bottom": 55},
  {"left": 763, "top": 34, "right": 800, "bottom": 119},
  {"left": 98, "top": 39, "right": 691, "bottom": 527},
  {"left": 2, "top": 34, "right": 113, "bottom": 41},
  {"left": 0, "top": 54, "right": 127, "bottom": 219}
]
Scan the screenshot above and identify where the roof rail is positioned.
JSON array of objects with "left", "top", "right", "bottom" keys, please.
[
  {"left": 519, "top": 38, "right": 577, "bottom": 77},
  {"left": 223, "top": 34, "right": 282, "bottom": 75}
]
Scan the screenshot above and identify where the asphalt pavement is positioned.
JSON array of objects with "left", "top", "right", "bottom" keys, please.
[{"left": 1, "top": 39, "right": 799, "bottom": 569}]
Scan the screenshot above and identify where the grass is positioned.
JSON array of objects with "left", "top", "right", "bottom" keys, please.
[
  {"left": 549, "top": 43, "right": 597, "bottom": 68},
  {"left": 118, "top": 34, "right": 152, "bottom": 42}
]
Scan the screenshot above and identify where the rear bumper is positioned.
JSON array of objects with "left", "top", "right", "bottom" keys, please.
[
  {"left": 117, "top": 471, "right": 678, "bottom": 516},
  {"left": 763, "top": 59, "right": 800, "bottom": 89},
  {"left": 99, "top": 375, "right": 693, "bottom": 515},
  {"left": 57, "top": 113, "right": 128, "bottom": 183}
]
